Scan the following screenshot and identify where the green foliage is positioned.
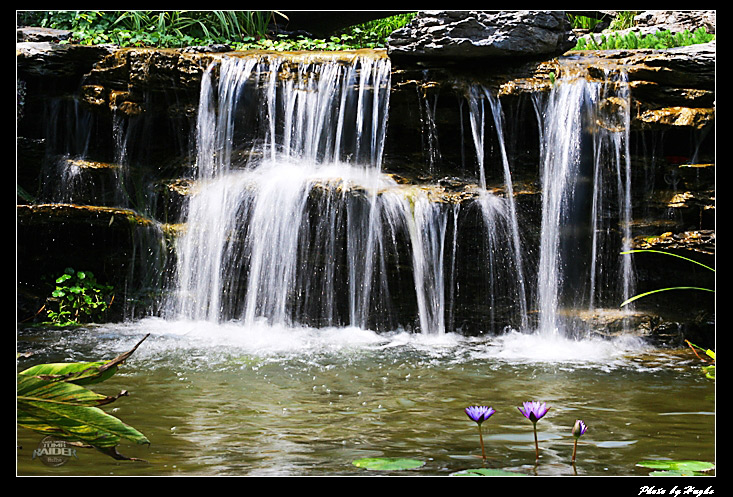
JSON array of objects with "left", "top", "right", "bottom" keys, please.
[
  {"left": 574, "top": 27, "right": 714, "bottom": 51},
  {"left": 45, "top": 268, "right": 114, "bottom": 326},
  {"left": 567, "top": 14, "right": 604, "bottom": 31},
  {"left": 21, "top": 10, "right": 416, "bottom": 51},
  {"left": 608, "top": 11, "right": 638, "bottom": 31},
  {"left": 17, "top": 335, "right": 150, "bottom": 460}
]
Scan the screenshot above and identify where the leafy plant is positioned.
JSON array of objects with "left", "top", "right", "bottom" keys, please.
[
  {"left": 574, "top": 27, "right": 714, "bottom": 51},
  {"left": 608, "top": 11, "right": 638, "bottom": 31},
  {"left": 45, "top": 268, "right": 114, "bottom": 325},
  {"left": 17, "top": 334, "right": 150, "bottom": 460},
  {"left": 22, "top": 10, "right": 415, "bottom": 51},
  {"left": 567, "top": 14, "right": 604, "bottom": 31}
]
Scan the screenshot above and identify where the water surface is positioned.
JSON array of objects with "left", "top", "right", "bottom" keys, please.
[{"left": 17, "top": 319, "right": 715, "bottom": 476}]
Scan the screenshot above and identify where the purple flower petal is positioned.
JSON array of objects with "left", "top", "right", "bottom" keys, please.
[
  {"left": 572, "top": 419, "right": 587, "bottom": 438},
  {"left": 465, "top": 405, "right": 495, "bottom": 424},
  {"left": 518, "top": 401, "right": 550, "bottom": 423}
]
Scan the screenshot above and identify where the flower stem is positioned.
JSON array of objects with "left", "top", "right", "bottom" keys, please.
[
  {"left": 533, "top": 423, "right": 539, "bottom": 460},
  {"left": 477, "top": 424, "right": 486, "bottom": 463},
  {"left": 572, "top": 438, "right": 578, "bottom": 463}
]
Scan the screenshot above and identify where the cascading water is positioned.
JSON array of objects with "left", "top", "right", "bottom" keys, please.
[
  {"left": 465, "top": 85, "right": 529, "bottom": 331},
  {"left": 168, "top": 52, "right": 418, "bottom": 330},
  {"left": 533, "top": 59, "right": 635, "bottom": 337}
]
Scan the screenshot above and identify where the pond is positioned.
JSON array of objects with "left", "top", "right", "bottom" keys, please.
[{"left": 17, "top": 318, "right": 715, "bottom": 477}]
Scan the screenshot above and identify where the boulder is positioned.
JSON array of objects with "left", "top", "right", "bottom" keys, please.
[{"left": 387, "top": 11, "right": 576, "bottom": 61}]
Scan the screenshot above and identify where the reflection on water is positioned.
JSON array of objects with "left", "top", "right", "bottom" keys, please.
[{"left": 17, "top": 319, "right": 715, "bottom": 476}]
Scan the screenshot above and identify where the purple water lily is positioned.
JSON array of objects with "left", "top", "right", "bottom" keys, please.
[
  {"left": 518, "top": 401, "right": 550, "bottom": 460},
  {"left": 465, "top": 405, "right": 495, "bottom": 463},
  {"left": 571, "top": 419, "right": 587, "bottom": 463},
  {"left": 572, "top": 419, "right": 587, "bottom": 439},
  {"left": 517, "top": 401, "right": 550, "bottom": 424},
  {"left": 465, "top": 405, "right": 496, "bottom": 425}
]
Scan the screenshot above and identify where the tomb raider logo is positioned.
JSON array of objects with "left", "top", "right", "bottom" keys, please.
[{"left": 32, "top": 436, "right": 78, "bottom": 467}]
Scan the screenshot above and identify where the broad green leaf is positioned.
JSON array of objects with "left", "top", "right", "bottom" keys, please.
[
  {"left": 17, "top": 375, "right": 149, "bottom": 447},
  {"left": 352, "top": 457, "right": 425, "bottom": 471},
  {"left": 19, "top": 361, "right": 118, "bottom": 386},
  {"left": 636, "top": 460, "right": 715, "bottom": 473},
  {"left": 451, "top": 467, "right": 525, "bottom": 476}
]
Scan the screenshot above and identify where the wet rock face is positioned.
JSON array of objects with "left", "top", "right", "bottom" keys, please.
[{"left": 387, "top": 11, "right": 576, "bottom": 61}]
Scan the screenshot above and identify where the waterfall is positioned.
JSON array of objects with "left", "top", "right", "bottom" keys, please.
[
  {"left": 534, "top": 61, "right": 635, "bottom": 336},
  {"left": 166, "top": 50, "right": 636, "bottom": 337},
  {"left": 465, "top": 84, "right": 529, "bottom": 331},
  {"left": 168, "top": 53, "right": 406, "bottom": 329}
]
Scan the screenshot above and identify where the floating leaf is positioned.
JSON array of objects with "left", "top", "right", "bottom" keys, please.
[
  {"left": 636, "top": 460, "right": 715, "bottom": 473},
  {"left": 352, "top": 457, "right": 425, "bottom": 471},
  {"left": 451, "top": 468, "right": 525, "bottom": 476}
]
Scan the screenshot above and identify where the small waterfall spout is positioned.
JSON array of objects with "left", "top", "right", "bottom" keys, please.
[
  {"left": 534, "top": 60, "right": 635, "bottom": 336},
  {"left": 465, "top": 84, "right": 529, "bottom": 332}
]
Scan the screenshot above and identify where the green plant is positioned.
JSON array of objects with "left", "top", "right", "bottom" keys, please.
[
  {"left": 619, "top": 249, "right": 714, "bottom": 307},
  {"left": 46, "top": 268, "right": 114, "bottom": 325},
  {"left": 574, "top": 27, "right": 714, "bottom": 51},
  {"left": 686, "top": 340, "right": 715, "bottom": 380},
  {"left": 22, "top": 10, "right": 415, "bottom": 51},
  {"left": 608, "top": 11, "right": 638, "bottom": 31},
  {"left": 17, "top": 334, "right": 150, "bottom": 460},
  {"left": 567, "top": 14, "right": 604, "bottom": 31}
]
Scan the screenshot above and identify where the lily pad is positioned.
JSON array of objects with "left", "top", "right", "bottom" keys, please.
[
  {"left": 451, "top": 468, "right": 525, "bottom": 476},
  {"left": 636, "top": 460, "right": 715, "bottom": 473},
  {"left": 352, "top": 457, "right": 425, "bottom": 471}
]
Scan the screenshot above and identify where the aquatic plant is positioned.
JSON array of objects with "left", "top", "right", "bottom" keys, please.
[
  {"left": 571, "top": 419, "right": 587, "bottom": 463},
  {"left": 352, "top": 457, "right": 425, "bottom": 471},
  {"left": 636, "top": 459, "right": 715, "bottom": 476},
  {"left": 686, "top": 340, "right": 715, "bottom": 380},
  {"left": 518, "top": 401, "right": 550, "bottom": 460},
  {"left": 17, "top": 334, "right": 150, "bottom": 461},
  {"left": 465, "top": 405, "right": 496, "bottom": 462},
  {"left": 619, "top": 249, "right": 714, "bottom": 307}
]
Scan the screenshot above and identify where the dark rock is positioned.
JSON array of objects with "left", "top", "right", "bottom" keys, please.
[
  {"left": 17, "top": 26, "right": 72, "bottom": 43},
  {"left": 16, "top": 41, "right": 116, "bottom": 78},
  {"left": 387, "top": 11, "right": 576, "bottom": 61}
]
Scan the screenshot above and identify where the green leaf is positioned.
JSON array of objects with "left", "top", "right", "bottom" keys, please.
[
  {"left": 636, "top": 460, "right": 715, "bottom": 473},
  {"left": 620, "top": 286, "right": 715, "bottom": 307},
  {"left": 19, "top": 361, "right": 118, "bottom": 386},
  {"left": 451, "top": 467, "right": 525, "bottom": 476},
  {"left": 17, "top": 375, "right": 149, "bottom": 448},
  {"left": 352, "top": 457, "right": 425, "bottom": 471}
]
